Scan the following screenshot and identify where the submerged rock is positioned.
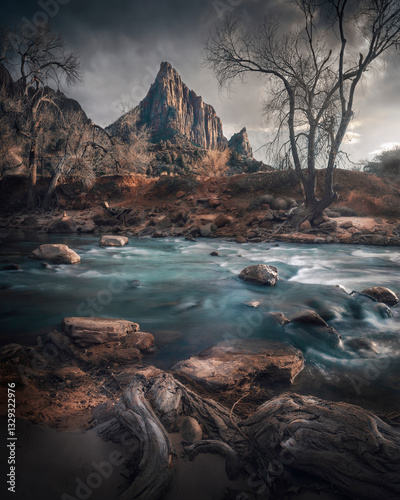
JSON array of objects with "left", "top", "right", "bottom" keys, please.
[
  {"left": 172, "top": 339, "right": 304, "bottom": 392},
  {"left": 361, "top": 287, "right": 399, "bottom": 306},
  {"left": 345, "top": 337, "right": 378, "bottom": 354},
  {"left": 374, "top": 302, "right": 393, "bottom": 319},
  {"left": 31, "top": 244, "right": 81, "bottom": 264},
  {"left": 287, "top": 310, "right": 341, "bottom": 344},
  {"left": 290, "top": 309, "right": 328, "bottom": 326},
  {"left": 267, "top": 312, "right": 290, "bottom": 326},
  {"left": 62, "top": 317, "right": 140, "bottom": 347},
  {"left": 1, "top": 264, "right": 21, "bottom": 271},
  {"left": 238, "top": 264, "right": 278, "bottom": 286},
  {"left": 99, "top": 235, "right": 129, "bottom": 247}
]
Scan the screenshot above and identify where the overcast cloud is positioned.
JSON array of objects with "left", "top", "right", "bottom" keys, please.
[{"left": 3, "top": 0, "right": 400, "bottom": 164}]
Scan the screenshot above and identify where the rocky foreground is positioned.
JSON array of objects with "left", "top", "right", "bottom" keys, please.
[{"left": 1, "top": 268, "right": 400, "bottom": 499}]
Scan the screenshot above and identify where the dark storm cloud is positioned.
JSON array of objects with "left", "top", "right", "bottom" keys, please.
[{"left": 3, "top": 0, "right": 400, "bottom": 162}]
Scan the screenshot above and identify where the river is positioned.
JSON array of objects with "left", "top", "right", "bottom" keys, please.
[{"left": 1, "top": 234, "right": 399, "bottom": 413}]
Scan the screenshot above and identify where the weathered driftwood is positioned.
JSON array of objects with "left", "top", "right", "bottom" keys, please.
[
  {"left": 95, "top": 377, "right": 176, "bottom": 500},
  {"left": 95, "top": 372, "right": 247, "bottom": 500},
  {"left": 184, "top": 440, "right": 241, "bottom": 479},
  {"left": 242, "top": 393, "right": 400, "bottom": 500},
  {"left": 146, "top": 372, "right": 245, "bottom": 449},
  {"left": 117, "top": 383, "right": 176, "bottom": 500},
  {"left": 94, "top": 370, "right": 400, "bottom": 500}
]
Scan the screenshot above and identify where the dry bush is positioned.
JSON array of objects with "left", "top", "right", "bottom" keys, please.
[{"left": 195, "top": 147, "right": 230, "bottom": 177}]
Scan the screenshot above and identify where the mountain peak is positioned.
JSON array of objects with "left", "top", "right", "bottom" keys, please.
[{"left": 107, "top": 62, "right": 253, "bottom": 158}]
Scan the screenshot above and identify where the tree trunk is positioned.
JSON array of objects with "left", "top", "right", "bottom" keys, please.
[
  {"left": 27, "top": 136, "right": 38, "bottom": 209},
  {"left": 42, "top": 157, "right": 67, "bottom": 210},
  {"left": 289, "top": 173, "right": 338, "bottom": 229}
]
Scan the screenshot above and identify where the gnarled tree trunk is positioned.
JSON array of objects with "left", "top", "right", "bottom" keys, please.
[{"left": 242, "top": 393, "right": 400, "bottom": 500}]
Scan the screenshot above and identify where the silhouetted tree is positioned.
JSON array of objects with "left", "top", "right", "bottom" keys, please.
[
  {"left": 2, "top": 25, "right": 81, "bottom": 208},
  {"left": 205, "top": 0, "right": 400, "bottom": 226}
]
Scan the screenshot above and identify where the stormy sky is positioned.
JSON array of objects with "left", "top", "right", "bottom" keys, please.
[{"left": 3, "top": 0, "right": 400, "bottom": 164}]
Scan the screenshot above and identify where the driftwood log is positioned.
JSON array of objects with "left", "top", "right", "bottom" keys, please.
[
  {"left": 95, "top": 372, "right": 400, "bottom": 500},
  {"left": 242, "top": 393, "right": 400, "bottom": 500}
]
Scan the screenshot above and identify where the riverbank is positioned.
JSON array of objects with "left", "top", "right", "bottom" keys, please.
[{"left": 1, "top": 170, "right": 400, "bottom": 247}]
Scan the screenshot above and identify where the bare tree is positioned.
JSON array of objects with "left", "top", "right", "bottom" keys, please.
[
  {"left": 2, "top": 24, "right": 81, "bottom": 208},
  {"left": 41, "top": 112, "right": 97, "bottom": 209},
  {"left": 204, "top": 0, "right": 400, "bottom": 225},
  {"left": 109, "top": 109, "right": 153, "bottom": 174}
]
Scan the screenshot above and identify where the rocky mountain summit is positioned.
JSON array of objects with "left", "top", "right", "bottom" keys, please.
[
  {"left": 107, "top": 61, "right": 254, "bottom": 158},
  {"left": 228, "top": 127, "right": 253, "bottom": 159}
]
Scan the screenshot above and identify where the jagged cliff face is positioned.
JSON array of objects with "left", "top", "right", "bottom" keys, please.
[
  {"left": 108, "top": 62, "right": 227, "bottom": 149},
  {"left": 141, "top": 62, "right": 226, "bottom": 149},
  {"left": 107, "top": 61, "right": 256, "bottom": 161},
  {"left": 228, "top": 127, "right": 253, "bottom": 159}
]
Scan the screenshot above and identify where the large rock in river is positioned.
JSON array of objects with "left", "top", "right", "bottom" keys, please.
[
  {"left": 99, "top": 235, "right": 129, "bottom": 247},
  {"left": 172, "top": 339, "right": 304, "bottom": 392},
  {"left": 361, "top": 286, "right": 399, "bottom": 306},
  {"left": 238, "top": 265, "right": 278, "bottom": 286},
  {"left": 31, "top": 244, "right": 81, "bottom": 264},
  {"left": 62, "top": 317, "right": 140, "bottom": 347}
]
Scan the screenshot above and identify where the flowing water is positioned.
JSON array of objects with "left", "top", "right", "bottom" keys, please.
[{"left": 1, "top": 233, "right": 399, "bottom": 412}]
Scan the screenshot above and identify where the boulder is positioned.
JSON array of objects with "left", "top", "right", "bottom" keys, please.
[
  {"left": 317, "top": 220, "right": 338, "bottom": 233},
  {"left": 31, "top": 244, "right": 81, "bottom": 264},
  {"left": 127, "top": 331, "right": 156, "bottom": 354},
  {"left": 99, "top": 235, "right": 129, "bottom": 247},
  {"left": 214, "top": 214, "right": 230, "bottom": 228},
  {"left": 210, "top": 251, "right": 219, "bottom": 256},
  {"left": 238, "top": 264, "right": 278, "bottom": 286},
  {"left": 268, "top": 312, "right": 290, "bottom": 326},
  {"left": 361, "top": 287, "right": 399, "bottom": 306},
  {"left": 47, "top": 216, "right": 77, "bottom": 233},
  {"left": 235, "top": 236, "right": 247, "bottom": 243},
  {"left": 154, "top": 216, "right": 172, "bottom": 229},
  {"left": 290, "top": 309, "right": 328, "bottom": 326},
  {"left": 200, "top": 223, "right": 217, "bottom": 237},
  {"left": 172, "top": 339, "right": 304, "bottom": 392},
  {"left": 62, "top": 317, "right": 140, "bottom": 347},
  {"left": 288, "top": 310, "right": 341, "bottom": 344}
]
